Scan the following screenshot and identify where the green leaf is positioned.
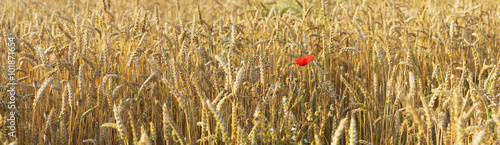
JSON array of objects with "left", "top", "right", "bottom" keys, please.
[{"left": 488, "top": 109, "right": 492, "bottom": 120}]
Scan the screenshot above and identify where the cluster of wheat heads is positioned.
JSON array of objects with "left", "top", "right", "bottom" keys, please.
[{"left": 1, "top": 0, "right": 500, "bottom": 144}]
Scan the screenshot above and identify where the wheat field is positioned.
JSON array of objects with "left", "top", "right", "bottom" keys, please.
[{"left": 1, "top": 0, "right": 500, "bottom": 144}]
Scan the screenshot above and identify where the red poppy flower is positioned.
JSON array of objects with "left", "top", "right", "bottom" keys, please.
[{"left": 293, "top": 54, "right": 313, "bottom": 66}]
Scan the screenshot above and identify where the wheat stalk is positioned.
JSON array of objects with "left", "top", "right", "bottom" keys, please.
[
  {"left": 33, "top": 76, "right": 54, "bottom": 110},
  {"left": 332, "top": 117, "right": 348, "bottom": 145},
  {"left": 113, "top": 100, "right": 129, "bottom": 145},
  {"left": 163, "top": 103, "right": 186, "bottom": 145}
]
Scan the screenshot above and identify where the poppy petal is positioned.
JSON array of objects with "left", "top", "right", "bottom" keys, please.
[
  {"left": 298, "top": 58, "right": 306, "bottom": 65},
  {"left": 293, "top": 55, "right": 313, "bottom": 66},
  {"left": 306, "top": 54, "right": 313, "bottom": 62}
]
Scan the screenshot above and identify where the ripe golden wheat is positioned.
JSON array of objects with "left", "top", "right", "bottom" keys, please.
[{"left": 1, "top": 0, "right": 500, "bottom": 144}]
